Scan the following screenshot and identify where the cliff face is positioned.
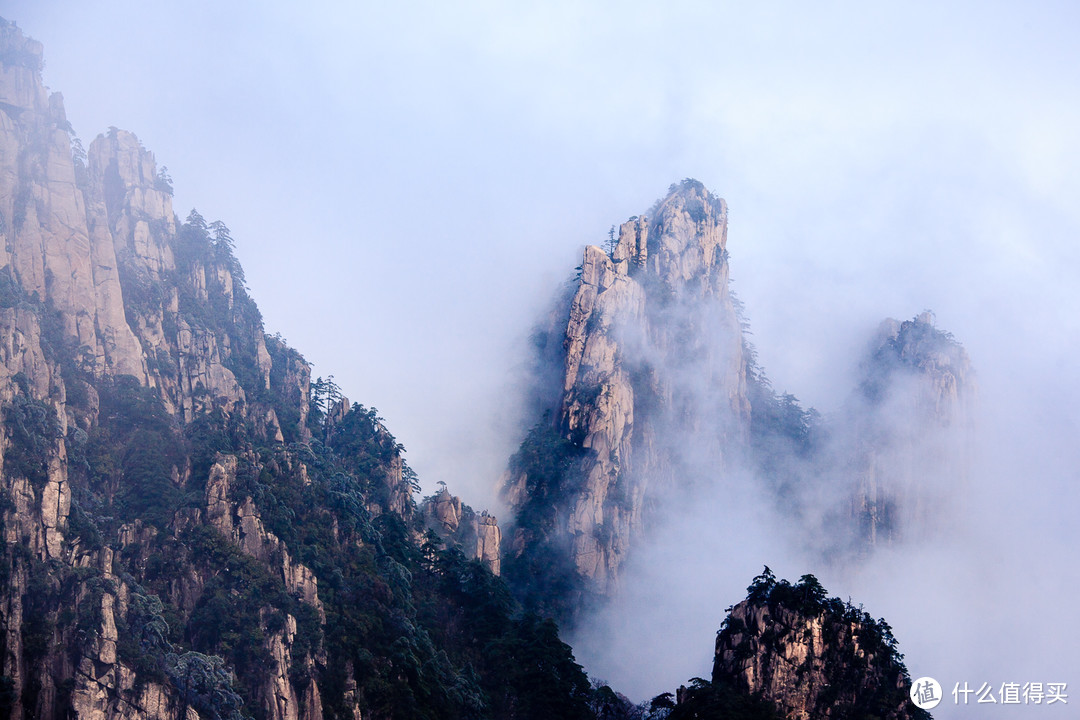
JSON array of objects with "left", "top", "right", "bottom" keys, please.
[
  {"left": 503, "top": 180, "right": 750, "bottom": 609},
  {"left": 0, "top": 19, "right": 600, "bottom": 720},
  {"left": 420, "top": 487, "right": 502, "bottom": 575},
  {"left": 0, "top": 18, "right": 324, "bottom": 719},
  {"left": 709, "top": 570, "right": 928, "bottom": 720},
  {"left": 503, "top": 180, "right": 976, "bottom": 619},
  {"left": 844, "top": 312, "right": 974, "bottom": 548}
]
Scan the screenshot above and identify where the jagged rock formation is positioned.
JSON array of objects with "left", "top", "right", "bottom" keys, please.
[
  {"left": 420, "top": 487, "right": 501, "bottom": 575},
  {"left": 708, "top": 570, "right": 928, "bottom": 720},
  {"left": 0, "top": 18, "right": 593, "bottom": 720},
  {"left": 844, "top": 312, "right": 974, "bottom": 548},
  {"left": 503, "top": 177, "right": 978, "bottom": 617},
  {"left": 0, "top": 18, "right": 952, "bottom": 720},
  {"left": 503, "top": 180, "right": 751, "bottom": 609},
  {"left": 0, "top": 17, "right": 328, "bottom": 718}
]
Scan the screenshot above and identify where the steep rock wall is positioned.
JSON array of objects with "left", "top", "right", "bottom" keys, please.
[
  {"left": 844, "top": 312, "right": 975, "bottom": 548},
  {"left": 711, "top": 572, "right": 927, "bottom": 720},
  {"left": 504, "top": 180, "right": 750, "bottom": 603},
  {"left": 421, "top": 487, "right": 502, "bottom": 575}
]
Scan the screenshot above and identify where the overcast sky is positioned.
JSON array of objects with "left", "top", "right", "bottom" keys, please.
[
  {"left": 9, "top": 1, "right": 1079, "bottom": 494},
  {"left": 8, "top": 2, "right": 1080, "bottom": 707}
]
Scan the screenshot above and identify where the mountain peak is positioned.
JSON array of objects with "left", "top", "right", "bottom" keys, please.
[
  {"left": 503, "top": 181, "right": 748, "bottom": 616},
  {"left": 709, "top": 570, "right": 929, "bottom": 720}
]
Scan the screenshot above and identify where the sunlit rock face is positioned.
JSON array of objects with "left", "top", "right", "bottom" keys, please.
[
  {"left": 501, "top": 177, "right": 977, "bottom": 616},
  {"left": 711, "top": 573, "right": 928, "bottom": 720},
  {"left": 0, "top": 19, "right": 327, "bottom": 718},
  {"left": 503, "top": 180, "right": 751, "bottom": 609},
  {"left": 421, "top": 486, "right": 502, "bottom": 575}
]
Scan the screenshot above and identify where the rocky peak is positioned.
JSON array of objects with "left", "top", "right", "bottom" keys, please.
[
  {"left": 503, "top": 179, "right": 749, "bottom": 613},
  {"left": 859, "top": 312, "right": 973, "bottom": 419},
  {"left": 0, "top": 19, "right": 46, "bottom": 113},
  {"left": 846, "top": 312, "right": 975, "bottom": 547},
  {"left": 711, "top": 569, "right": 928, "bottom": 720},
  {"left": 420, "top": 485, "right": 502, "bottom": 575},
  {"left": 89, "top": 128, "right": 177, "bottom": 275},
  {"left": 638, "top": 180, "right": 729, "bottom": 293}
]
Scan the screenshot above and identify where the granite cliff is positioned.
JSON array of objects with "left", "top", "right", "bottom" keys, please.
[
  {"left": 845, "top": 313, "right": 974, "bottom": 548},
  {"left": 0, "top": 18, "right": 550, "bottom": 720},
  {"left": 709, "top": 570, "right": 929, "bottom": 720},
  {"left": 1, "top": 17, "right": 947, "bottom": 720},
  {"left": 502, "top": 186, "right": 975, "bottom": 618},
  {"left": 502, "top": 180, "right": 751, "bottom": 615},
  {"left": 420, "top": 486, "right": 502, "bottom": 576}
]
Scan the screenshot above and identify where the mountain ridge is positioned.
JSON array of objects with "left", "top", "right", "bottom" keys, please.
[{"left": 0, "top": 17, "right": 940, "bottom": 720}]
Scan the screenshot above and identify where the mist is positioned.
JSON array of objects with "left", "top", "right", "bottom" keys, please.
[
  {"left": 7, "top": 2, "right": 1079, "bottom": 716},
  {"left": 571, "top": 276, "right": 1080, "bottom": 712}
]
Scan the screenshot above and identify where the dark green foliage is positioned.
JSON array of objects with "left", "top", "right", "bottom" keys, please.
[
  {"left": 88, "top": 375, "right": 185, "bottom": 529},
  {"left": 17, "top": 554, "right": 54, "bottom": 716},
  {"left": 416, "top": 542, "right": 594, "bottom": 720},
  {"left": 0, "top": 265, "right": 27, "bottom": 308},
  {"left": 588, "top": 683, "right": 645, "bottom": 720},
  {"left": 308, "top": 375, "right": 343, "bottom": 433},
  {"left": 326, "top": 403, "right": 410, "bottom": 513},
  {"left": 264, "top": 334, "right": 307, "bottom": 443},
  {"left": 65, "top": 498, "right": 102, "bottom": 551},
  {"left": 166, "top": 652, "right": 246, "bottom": 720},
  {"left": 183, "top": 527, "right": 280, "bottom": 686},
  {"left": 507, "top": 416, "right": 585, "bottom": 522},
  {"left": 155, "top": 166, "right": 174, "bottom": 195},
  {"left": 2, "top": 387, "right": 61, "bottom": 489},
  {"left": 745, "top": 339, "right": 819, "bottom": 466},
  {"left": 484, "top": 613, "right": 593, "bottom": 720},
  {"left": 739, "top": 304, "right": 825, "bottom": 524},
  {"left": 0, "top": 675, "right": 16, "bottom": 720},
  {"left": 714, "top": 569, "right": 927, "bottom": 720},
  {"left": 605, "top": 225, "right": 618, "bottom": 256},
  {"left": 187, "top": 407, "right": 596, "bottom": 720},
  {"left": 113, "top": 575, "right": 246, "bottom": 719},
  {"left": 501, "top": 416, "right": 592, "bottom": 622},
  {"left": 665, "top": 678, "right": 783, "bottom": 720},
  {"left": 116, "top": 581, "right": 171, "bottom": 682},
  {"left": 185, "top": 408, "right": 244, "bottom": 494},
  {"left": 172, "top": 211, "right": 267, "bottom": 405},
  {"left": 0, "top": 45, "right": 43, "bottom": 73},
  {"left": 745, "top": 566, "right": 777, "bottom": 602}
]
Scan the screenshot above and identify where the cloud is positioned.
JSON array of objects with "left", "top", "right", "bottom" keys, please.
[{"left": 7, "top": 1, "right": 1080, "bottom": 704}]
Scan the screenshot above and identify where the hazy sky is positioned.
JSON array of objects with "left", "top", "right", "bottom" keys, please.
[
  {"left": 8, "top": 2, "right": 1080, "bottom": 710},
  {"left": 9, "top": 0, "right": 1079, "bottom": 493}
]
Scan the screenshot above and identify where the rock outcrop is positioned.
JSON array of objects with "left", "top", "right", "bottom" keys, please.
[
  {"left": 0, "top": 18, "right": 322, "bottom": 720},
  {"left": 503, "top": 180, "right": 750, "bottom": 605},
  {"left": 0, "top": 18, "right": 949, "bottom": 720},
  {"left": 710, "top": 570, "right": 928, "bottom": 720},
  {"left": 845, "top": 312, "right": 974, "bottom": 547},
  {"left": 205, "top": 455, "right": 326, "bottom": 621},
  {"left": 421, "top": 486, "right": 502, "bottom": 575}
]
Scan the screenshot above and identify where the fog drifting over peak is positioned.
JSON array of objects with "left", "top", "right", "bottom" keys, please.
[{"left": 8, "top": 1, "right": 1079, "bottom": 712}]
